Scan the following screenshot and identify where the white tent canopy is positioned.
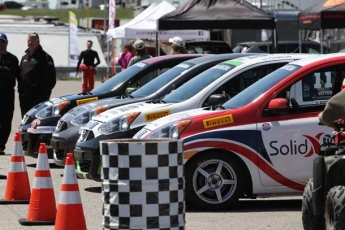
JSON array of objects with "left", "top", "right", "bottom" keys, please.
[{"left": 107, "top": 0, "right": 209, "bottom": 40}]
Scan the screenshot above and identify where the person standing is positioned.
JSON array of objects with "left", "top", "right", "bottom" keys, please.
[
  {"left": 127, "top": 40, "right": 152, "bottom": 67},
  {"left": 76, "top": 40, "right": 100, "bottom": 92},
  {"left": 0, "top": 33, "right": 20, "bottom": 155},
  {"left": 117, "top": 40, "right": 134, "bottom": 71},
  {"left": 169, "top": 36, "right": 188, "bottom": 54},
  {"left": 19, "top": 33, "right": 56, "bottom": 118}
]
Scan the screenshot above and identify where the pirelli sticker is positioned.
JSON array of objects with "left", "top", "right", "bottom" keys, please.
[
  {"left": 145, "top": 110, "right": 171, "bottom": 122},
  {"left": 203, "top": 114, "right": 234, "bottom": 129},
  {"left": 76, "top": 97, "right": 98, "bottom": 105}
]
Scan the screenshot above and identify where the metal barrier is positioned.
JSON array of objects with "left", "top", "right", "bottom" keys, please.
[{"left": 55, "top": 66, "right": 122, "bottom": 80}]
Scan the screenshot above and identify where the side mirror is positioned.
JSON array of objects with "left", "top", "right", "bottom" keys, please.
[
  {"left": 267, "top": 98, "right": 288, "bottom": 114},
  {"left": 208, "top": 94, "right": 229, "bottom": 106}
]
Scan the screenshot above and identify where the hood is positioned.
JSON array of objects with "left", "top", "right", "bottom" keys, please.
[
  {"left": 144, "top": 107, "right": 215, "bottom": 130},
  {"left": 67, "top": 98, "right": 124, "bottom": 115},
  {"left": 94, "top": 101, "right": 173, "bottom": 123}
]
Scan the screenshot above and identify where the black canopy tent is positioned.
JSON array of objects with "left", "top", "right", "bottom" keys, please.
[
  {"left": 155, "top": 0, "right": 277, "bottom": 54},
  {"left": 298, "top": 0, "right": 345, "bottom": 53}
]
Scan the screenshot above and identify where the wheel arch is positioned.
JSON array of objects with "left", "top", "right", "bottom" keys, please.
[{"left": 185, "top": 148, "right": 253, "bottom": 197}]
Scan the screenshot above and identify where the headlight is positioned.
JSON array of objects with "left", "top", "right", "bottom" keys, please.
[
  {"left": 147, "top": 119, "right": 192, "bottom": 139},
  {"left": 71, "top": 106, "right": 108, "bottom": 126},
  {"left": 36, "top": 101, "right": 69, "bottom": 119},
  {"left": 98, "top": 112, "right": 140, "bottom": 135}
]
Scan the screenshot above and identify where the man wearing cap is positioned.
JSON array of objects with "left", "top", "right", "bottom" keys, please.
[
  {"left": 0, "top": 33, "right": 20, "bottom": 155},
  {"left": 127, "top": 39, "right": 152, "bottom": 67},
  {"left": 76, "top": 40, "right": 100, "bottom": 92},
  {"left": 19, "top": 33, "right": 56, "bottom": 117},
  {"left": 169, "top": 36, "right": 187, "bottom": 54}
]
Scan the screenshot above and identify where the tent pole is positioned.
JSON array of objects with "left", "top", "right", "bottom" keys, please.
[
  {"left": 320, "top": 29, "right": 323, "bottom": 54},
  {"left": 298, "top": 29, "right": 301, "bottom": 53},
  {"left": 273, "top": 28, "right": 277, "bottom": 53},
  {"left": 156, "top": 19, "right": 160, "bottom": 56}
]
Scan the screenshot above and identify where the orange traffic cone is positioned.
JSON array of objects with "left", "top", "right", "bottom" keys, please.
[
  {"left": 0, "top": 132, "right": 30, "bottom": 204},
  {"left": 19, "top": 143, "right": 56, "bottom": 226},
  {"left": 55, "top": 153, "right": 86, "bottom": 230}
]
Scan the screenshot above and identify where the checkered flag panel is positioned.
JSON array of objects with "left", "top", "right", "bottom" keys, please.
[{"left": 101, "top": 139, "right": 185, "bottom": 230}]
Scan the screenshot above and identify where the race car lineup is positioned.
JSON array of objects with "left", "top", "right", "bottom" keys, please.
[
  {"left": 73, "top": 53, "right": 312, "bottom": 180},
  {"left": 17, "top": 52, "right": 345, "bottom": 216}
]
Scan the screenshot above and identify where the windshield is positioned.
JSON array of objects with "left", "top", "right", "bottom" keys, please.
[
  {"left": 131, "top": 62, "right": 195, "bottom": 98},
  {"left": 163, "top": 62, "right": 237, "bottom": 103},
  {"left": 90, "top": 62, "right": 148, "bottom": 94},
  {"left": 222, "top": 64, "right": 302, "bottom": 109}
]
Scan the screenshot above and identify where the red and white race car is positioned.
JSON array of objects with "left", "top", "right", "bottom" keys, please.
[{"left": 134, "top": 53, "right": 345, "bottom": 210}]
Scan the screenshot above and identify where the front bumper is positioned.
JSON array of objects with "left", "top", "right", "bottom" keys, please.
[
  {"left": 51, "top": 133, "right": 79, "bottom": 166},
  {"left": 74, "top": 127, "right": 142, "bottom": 181}
]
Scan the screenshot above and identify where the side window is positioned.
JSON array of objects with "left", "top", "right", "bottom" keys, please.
[
  {"left": 266, "top": 68, "right": 341, "bottom": 117},
  {"left": 291, "top": 70, "right": 335, "bottom": 107},
  {"left": 129, "top": 68, "right": 169, "bottom": 89},
  {"left": 202, "top": 64, "right": 285, "bottom": 107}
]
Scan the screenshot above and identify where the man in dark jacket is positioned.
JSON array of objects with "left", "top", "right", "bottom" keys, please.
[
  {"left": 0, "top": 33, "right": 20, "bottom": 154},
  {"left": 19, "top": 33, "right": 56, "bottom": 117},
  {"left": 76, "top": 40, "right": 100, "bottom": 93}
]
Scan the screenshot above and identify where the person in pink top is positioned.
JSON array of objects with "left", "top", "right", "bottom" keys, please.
[{"left": 118, "top": 40, "right": 134, "bottom": 71}]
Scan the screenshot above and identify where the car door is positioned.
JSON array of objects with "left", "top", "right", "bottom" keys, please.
[{"left": 257, "top": 65, "right": 344, "bottom": 189}]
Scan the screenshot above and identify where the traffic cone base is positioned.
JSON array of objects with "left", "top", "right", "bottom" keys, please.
[
  {"left": 0, "top": 172, "right": 30, "bottom": 204},
  {"left": 19, "top": 143, "right": 56, "bottom": 226},
  {"left": 55, "top": 153, "right": 86, "bottom": 230},
  {"left": 0, "top": 132, "right": 31, "bottom": 205}
]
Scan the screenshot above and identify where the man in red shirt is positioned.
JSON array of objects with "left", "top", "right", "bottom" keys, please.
[{"left": 76, "top": 40, "right": 100, "bottom": 92}]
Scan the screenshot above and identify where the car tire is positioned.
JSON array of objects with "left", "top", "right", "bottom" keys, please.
[
  {"left": 325, "top": 186, "right": 345, "bottom": 230},
  {"left": 301, "top": 179, "right": 325, "bottom": 230},
  {"left": 185, "top": 151, "right": 244, "bottom": 210}
]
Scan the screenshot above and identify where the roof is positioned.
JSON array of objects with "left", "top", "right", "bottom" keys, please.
[
  {"left": 158, "top": 0, "right": 275, "bottom": 30},
  {"left": 223, "top": 53, "right": 316, "bottom": 66},
  {"left": 186, "top": 53, "right": 257, "bottom": 64},
  {"left": 142, "top": 54, "right": 205, "bottom": 65},
  {"left": 288, "top": 52, "right": 345, "bottom": 66}
]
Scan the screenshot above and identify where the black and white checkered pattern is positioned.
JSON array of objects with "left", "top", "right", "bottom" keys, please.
[{"left": 101, "top": 139, "right": 185, "bottom": 230}]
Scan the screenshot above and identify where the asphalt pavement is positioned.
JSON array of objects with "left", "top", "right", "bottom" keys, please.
[{"left": 0, "top": 80, "right": 305, "bottom": 230}]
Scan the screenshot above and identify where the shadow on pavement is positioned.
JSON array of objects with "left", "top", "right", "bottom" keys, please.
[
  {"left": 84, "top": 186, "right": 102, "bottom": 193},
  {"left": 26, "top": 163, "right": 63, "bottom": 169}
]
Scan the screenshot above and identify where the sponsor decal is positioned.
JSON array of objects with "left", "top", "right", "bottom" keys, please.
[
  {"left": 211, "top": 64, "right": 233, "bottom": 71},
  {"left": 35, "top": 126, "right": 56, "bottom": 134},
  {"left": 203, "top": 114, "right": 234, "bottom": 129},
  {"left": 145, "top": 110, "right": 171, "bottom": 122},
  {"left": 176, "top": 63, "right": 191, "bottom": 69},
  {"left": 262, "top": 123, "right": 270, "bottom": 131},
  {"left": 223, "top": 60, "right": 243, "bottom": 66},
  {"left": 281, "top": 64, "right": 297, "bottom": 71},
  {"left": 116, "top": 104, "right": 143, "bottom": 112},
  {"left": 269, "top": 133, "right": 325, "bottom": 157},
  {"left": 134, "top": 62, "right": 147, "bottom": 68},
  {"left": 76, "top": 97, "right": 98, "bottom": 105}
]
